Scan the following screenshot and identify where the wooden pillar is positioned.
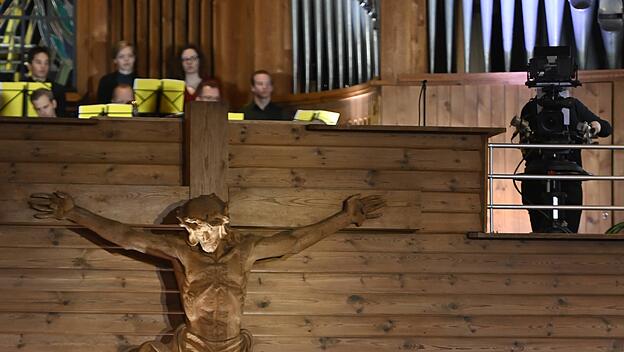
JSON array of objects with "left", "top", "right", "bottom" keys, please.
[
  {"left": 185, "top": 101, "right": 229, "bottom": 201},
  {"left": 379, "top": 0, "right": 428, "bottom": 81}
]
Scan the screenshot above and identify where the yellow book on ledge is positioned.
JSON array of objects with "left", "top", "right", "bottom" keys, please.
[
  {"left": 228, "top": 112, "right": 244, "bottom": 120},
  {"left": 79, "top": 104, "right": 133, "bottom": 119},
  {"left": 293, "top": 109, "right": 340, "bottom": 125}
]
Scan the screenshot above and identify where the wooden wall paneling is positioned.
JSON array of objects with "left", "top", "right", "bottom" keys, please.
[
  {"left": 243, "top": 292, "right": 624, "bottom": 316},
  {"left": 0, "top": 312, "right": 172, "bottom": 334},
  {"left": 228, "top": 145, "right": 482, "bottom": 171},
  {"left": 0, "top": 184, "right": 189, "bottom": 224},
  {"left": 0, "top": 291, "right": 182, "bottom": 313},
  {"left": 0, "top": 247, "right": 169, "bottom": 270},
  {"left": 199, "top": 0, "right": 213, "bottom": 76},
  {"left": 0, "top": 334, "right": 163, "bottom": 352},
  {"left": 228, "top": 124, "right": 484, "bottom": 149},
  {"left": 436, "top": 86, "right": 451, "bottom": 126},
  {"left": 174, "top": 0, "right": 188, "bottom": 52},
  {"left": 136, "top": 0, "right": 150, "bottom": 78},
  {"left": 122, "top": 0, "right": 136, "bottom": 42},
  {"left": 500, "top": 85, "right": 525, "bottom": 232},
  {"left": 0, "top": 140, "right": 181, "bottom": 165},
  {"left": 74, "top": 2, "right": 89, "bottom": 96},
  {"left": 0, "top": 267, "right": 171, "bottom": 292},
  {"left": 20, "top": 228, "right": 624, "bottom": 255},
  {"left": 3, "top": 335, "right": 624, "bottom": 352},
  {"left": 228, "top": 188, "right": 421, "bottom": 229},
  {"left": 253, "top": 0, "right": 292, "bottom": 95},
  {"left": 87, "top": 2, "right": 110, "bottom": 101},
  {"left": 596, "top": 83, "right": 614, "bottom": 232},
  {"left": 574, "top": 83, "right": 613, "bottom": 233},
  {"left": 148, "top": 0, "right": 162, "bottom": 78},
  {"left": 227, "top": 168, "right": 482, "bottom": 192},
  {"left": 380, "top": 86, "right": 419, "bottom": 125},
  {"left": 424, "top": 85, "right": 438, "bottom": 126},
  {"left": 246, "top": 272, "right": 624, "bottom": 295},
  {"left": 450, "top": 85, "right": 465, "bottom": 126},
  {"left": 253, "top": 251, "right": 624, "bottom": 274},
  {"left": 109, "top": 0, "right": 123, "bottom": 71},
  {"left": 0, "top": 118, "right": 183, "bottom": 142},
  {"left": 463, "top": 85, "right": 478, "bottom": 127},
  {"left": 8, "top": 228, "right": 624, "bottom": 255},
  {"left": 187, "top": 0, "right": 200, "bottom": 45},
  {"left": 614, "top": 81, "right": 624, "bottom": 225},
  {"left": 213, "top": 0, "right": 255, "bottom": 108},
  {"left": 0, "top": 162, "right": 181, "bottom": 186},
  {"left": 244, "top": 314, "right": 624, "bottom": 337},
  {"left": 161, "top": 0, "right": 175, "bottom": 78},
  {"left": 379, "top": 0, "right": 427, "bottom": 80}
]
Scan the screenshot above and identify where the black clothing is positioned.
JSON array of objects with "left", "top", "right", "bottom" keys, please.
[
  {"left": 520, "top": 98, "right": 612, "bottom": 173},
  {"left": 97, "top": 71, "right": 138, "bottom": 104},
  {"left": 522, "top": 179, "right": 583, "bottom": 233},
  {"left": 520, "top": 97, "right": 612, "bottom": 233},
  {"left": 25, "top": 76, "right": 67, "bottom": 117},
  {"left": 240, "top": 101, "right": 291, "bottom": 121}
]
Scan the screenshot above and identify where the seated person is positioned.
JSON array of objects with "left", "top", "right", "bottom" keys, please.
[
  {"left": 176, "top": 44, "right": 212, "bottom": 101},
  {"left": 111, "top": 83, "right": 134, "bottom": 104},
  {"left": 240, "top": 70, "right": 290, "bottom": 121},
  {"left": 24, "top": 46, "right": 66, "bottom": 116},
  {"left": 97, "top": 41, "right": 138, "bottom": 104},
  {"left": 195, "top": 79, "right": 221, "bottom": 102},
  {"left": 30, "top": 88, "right": 57, "bottom": 118}
]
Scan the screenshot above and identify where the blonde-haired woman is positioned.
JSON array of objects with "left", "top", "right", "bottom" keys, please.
[{"left": 97, "top": 41, "right": 137, "bottom": 103}]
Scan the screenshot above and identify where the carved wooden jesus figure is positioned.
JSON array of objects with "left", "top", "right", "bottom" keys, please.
[{"left": 29, "top": 192, "right": 384, "bottom": 352}]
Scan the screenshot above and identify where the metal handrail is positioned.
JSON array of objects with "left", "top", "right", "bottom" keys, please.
[{"left": 487, "top": 143, "right": 624, "bottom": 234}]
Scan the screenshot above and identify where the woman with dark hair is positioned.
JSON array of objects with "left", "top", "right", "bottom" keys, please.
[
  {"left": 176, "top": 44, "right": 212, "bottom": 102},
  {"left": 97, "top": 41, "right": 138, "bottom": 104}
]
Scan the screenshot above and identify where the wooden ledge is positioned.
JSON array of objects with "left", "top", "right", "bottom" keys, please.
[
  {"left": 467, "top": 232, "right": 624, "bottom": 241},
  {"left": 371, "top": 69, "right": 624, "bottom": 86},
  {"left": 307, "top": 124, "right": 506, "bottom": 137}
]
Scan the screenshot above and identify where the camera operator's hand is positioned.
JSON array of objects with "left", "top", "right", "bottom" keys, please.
[{"left": 590, "top": 121, "right": 601, "bottom": 137}]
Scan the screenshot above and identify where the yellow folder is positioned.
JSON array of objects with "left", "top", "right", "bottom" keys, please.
[
  {"left": 78, "top": 104, "right": 107, "bottom": 119},
  {"left": 228, "top": 112, "right": 245, "bottom": 120},
  {"left": 160, "top": 79, "right": 185, "bottom": 115},
  {"left": 78, "top": 104, "right": 133, "bottom": 119},
  {"left": 293, "top": 109, "right": 340, "bottom": 125},
  {"left": 0, "top": 82, "right": 26, "bottom": 117},
  {"left": 133, "top": 78, "right": 161, "bottom": 114}
]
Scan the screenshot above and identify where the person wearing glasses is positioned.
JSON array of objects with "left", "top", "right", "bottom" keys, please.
[{"left": 176, "top": 44, "right": 214, "bottom": 102}]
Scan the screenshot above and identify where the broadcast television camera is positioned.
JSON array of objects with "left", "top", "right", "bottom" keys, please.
[{"left": 511, "top": 46, "right": 595, "bottom": 174}]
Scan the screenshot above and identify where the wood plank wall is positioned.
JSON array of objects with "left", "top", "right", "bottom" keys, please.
[
  {"left": 380, "top": 73, "right": 624, "bottom": 235},
  {"left": 1, "top": 117, "right": 624, "bottom": 351}
]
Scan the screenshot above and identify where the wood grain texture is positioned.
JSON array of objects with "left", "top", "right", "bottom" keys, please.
[
  {"left": 0, "top": 118, "right": 182, "bottom": 142},
  {"left": 0, "top": 163, "right": 181, "bottom": 186},
  {"left": 0, "top": 184, "right": 189, "bottom": 224},
  {"left": 186, "top": 102, "right": 229, "bottom": 200},
  {"left": 228, "top": 188, "right": 421, "bottom": 229},
  {"left": 379, "top": 0, "right": 427, "bottom": 80},
  {"left": 229, "top": 145, "right": 481, "bottom": 171},
  {"left": 228, "top": 168, "right": 481, "bottom": 192},
  {"left": 1, "top": 335, "right": 623, "bottom": 352}
]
